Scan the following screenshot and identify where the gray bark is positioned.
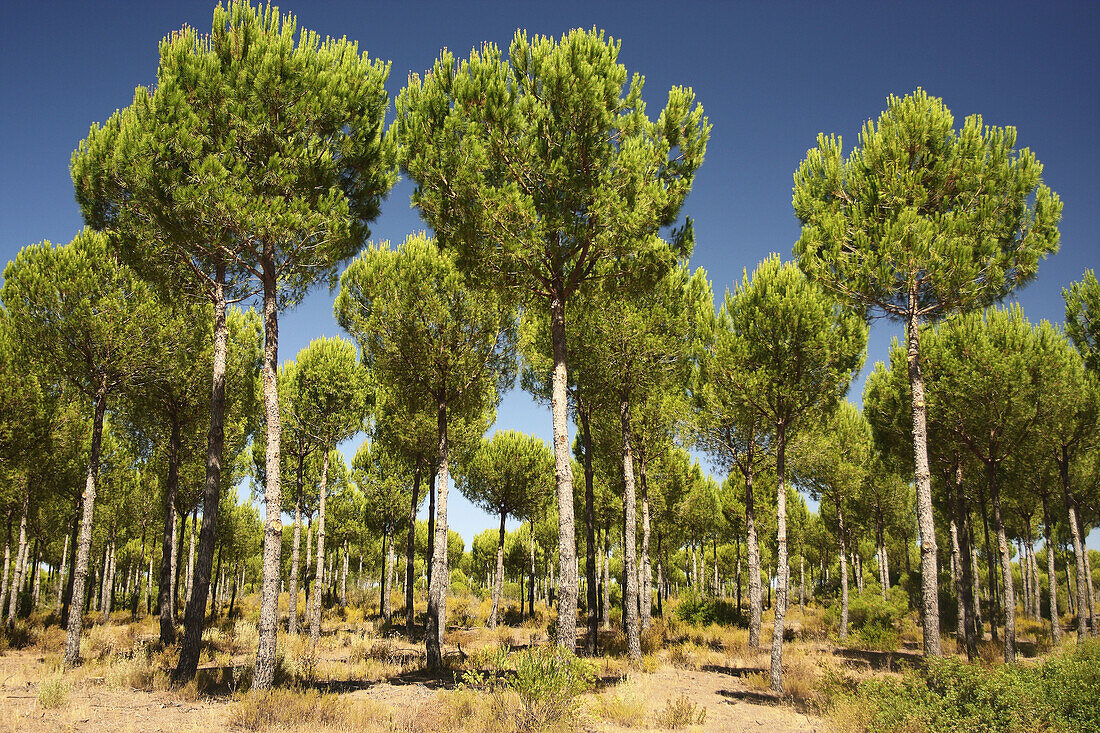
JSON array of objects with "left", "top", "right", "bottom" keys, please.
[
  {"left": 288, "top": 459, "right": 304, "bottom": 635},
  {"left": 746, "top": 471, "right": 763, "bottom": 648},
  {"left": 990, "top": 468, "right": 1015, "bottom": 663},
  {"left": 310, "top": 450, "right": 330, "bottom": 647},
  {"left": 253, "top": 260, "right": 284, "bottom": 690},
  {"left": 7, "top": 494, "right": 28, "bottom": 622},
  {"left": 906, "top": 299, "right": 941, "bottom": 657},
  {"left": 489, "top": 510, "right": 506, "bottom": 628},
  {"left": 769, "top": 425, "right": 789, "bottom": 693},
  {"left": 426, "top": 401, "right": 451, "bottom": 669},
  {"left": 619, "top": 398, "right": 641, "bottom": 663},
  {"left": 836, "top": 500, "right": 849, "bottom": 642},
  {"left": 639, "top": 451, "right": 652, "bottom": 633},
  {"left": 549, "top": 293, "right": 577, "bottom": 649},
  {"left": 56, "top": 532, "right": 69, "bottom": 612},
  {"left": 405, "top": 461, "right": 421, "bottom": 636},
  {"left": 63, "top": 387, "right": 107, "bottom": 668}
]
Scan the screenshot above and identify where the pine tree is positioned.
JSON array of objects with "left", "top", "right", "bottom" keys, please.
[
  {"left": 393, "top": 30, "right": 708, "bottom": 648},
  {"left": 793, "top": 89, "right": 1061, "bottom": 657}
]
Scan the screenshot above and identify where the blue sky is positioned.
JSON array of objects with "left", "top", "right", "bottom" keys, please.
[{"left": 1, "top": 1, "right": 1097, "bottom": 548}]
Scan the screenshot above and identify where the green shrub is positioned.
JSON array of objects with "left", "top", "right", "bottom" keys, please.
[
  {"left": 462, "top": 646, "right": 596, "bottom": 731},
  {"left": 653, "top": 694, "right": 707, "bottom": 729},
  {"left": 37, "top": 676, "right": 69, "bottom": 709},
  {"left": 830, "top": 639, "right": 1100, "bottom": 732},
  {"left": 674, "top": 589, "right": 741, "bottom": 627}
]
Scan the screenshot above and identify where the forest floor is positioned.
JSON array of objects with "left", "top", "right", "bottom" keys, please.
[{"left": 0, "top": 597, "right": 1055, "bottom": 733}]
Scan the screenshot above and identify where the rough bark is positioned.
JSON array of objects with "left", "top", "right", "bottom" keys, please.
[
  {"left": 746, "top": 470, "right": 763, "bottom": 647},
  {"left": 63, "top": 387, "right": 107, "bottom": 668},
  {"left": 579, "top": 402, "right": 597, "bottom": 655},
  {"left": 1041, "top": 496, "right": 1062, "bottom": 645},
  {"left": 769, "top": 425, "right": 790, "bottom": 693},
  {"left": 288, "top": 456, "right": 304, "bottom": 635},
  {"left": 7, "top": 493, "right": 28, "bottom": 622},
  {"left": 1060, "top": 452, "right": 1090, "bottom": 638},
  {"left": 185, "top": 507, "right": 197, "bottom": 607},
  {"left": 253, "top": 259, "right": 284, "bottom": 691},
  {"left": 549, "top": 292, "right": 577, "bottom": 650},
  {"left": 489, "top": 510, "right": 506, "bottom": 629},
  {"left": 601, "top": 525, "right": 611, "bottom": 630},
  {"left": 310, "top": 450, "right": 330, "bottom": 647},
  {"left": 836, "top": 500, "right": 850, "bottom": 642},
  {"left": 56, "top": 532, "right": 69, "bottom": 612},
  {"left": 426, "top": 401, "right": 451, "bottom": 669},
  {"left": 953, "top": 471, "right": 978, "bottom": 660},
  {"left": 639, "top": 449, "right": 652, "bottom": 633},
  {"left": 990, "top": 467, "right": 1015, "bottom": 663},
  {"left": 950, "top": 518, "right": 965, "bottom": 645},
  {"left": 405, "top": 460, "right": 421, "bottom": 636},
  {"left": 619, "top": 398, "right": 641, "bottom": 663},
  {"left": 906, "top": 300, "right": 941, "bottom": 657},
  {"left": 175, "top": 276, "right": 229, "bottom": 681}
]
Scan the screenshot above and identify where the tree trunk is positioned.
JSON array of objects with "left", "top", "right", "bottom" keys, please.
[
  {"left": 379, "top": 530, "right": 390, "bottom": 621},
  {"left": 405, "top": 459, "right": 421, "bottom": 636},
  {"left": 174, "top": 275, "right": 229, "bottom": 680},
  {"left": 836, "top": 499, "right": 849, "bottom": 642},
  {"left": 426, "top": 401, "right": 451, "bottom": 669},
  {"left": 1059, "top": 451, "right": 1090, "bottom": 638},
  {"left": 745, "top": 469, "right": 763, "bottom": 648},
  {"left": 799, "top": 551, "right": 805, "bottom": 610},
  {"left": 770, "top": 423, "right": 790, "bottom": 693},
  {"left": 0, "top": 514, "right": 11, "bottom": 618},
  {"left": 56, "top": 531, "right": 69, "bottom": 612},
  {"left": 601, "top": 525, "right": 611, "bottom": 630},
  {"left": 63, "top": 387, "right": 107, "bottom": 668},
  {"left": 253, "top": 258, "right": 284, "bottom": 691},
  {"left": 548, "top": 291, "right": 577, "bottom": 650},
  {"left": 639, "top": 449, "right": 652, "bottom": 634},
  {"left": 579, "top": 402, "right": 597, "bottom": 655},
  {"left": 906, "top": 299, "right": 941, "bottom": 657},
  {"left": 989, "top": 466, "right": 1015, "bottom": 663},
  {"left": 950, "top": 517, "right": 965, "bottom": 646},
  {"left": 310, "top": 450, "right": 330, "bottom": 647},
  {"left": 288, "top": 455, "right": 304, "bottom": 635},
  {"left": 528, "top": 521, "right": 536, "bottom": 619},
  {"left": 426, "top": 470, "right": 436, "bottom": 599},
  {"left": 185, "top": 506, "right": 197, "bottom": 608},
  {"left": 7, "top": 493, "right": 28, "bottom": 622},
  {"left": 101, "top": 539, "right": 116, "bottom": 621},
  {"left": 489, "top": 510, "right": 506, "bottom": 629},
  {"left": 1041, "top": 495, "right": 1062, "bottom": 645},
  {"left": 619, "top": 398, "right": 641, "bottom": 664},
  {"left": 952, "top": 470, "right": 978, "bottom": 660},
  {"left": 341, "top": 539, "right": 349, "bottom": 609},
  {"left": 304, "top": 518, "right": 313, "bottom": 620}
]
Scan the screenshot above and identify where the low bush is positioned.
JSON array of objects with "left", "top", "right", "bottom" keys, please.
[
  {"left": 37, "top": 675, "right": 69, "bottom": 709},
  {"left": 830, "top": 638, "right": 1100, "bottom": 732},
  {"left": 826, "top": 586, "right": 908, "bottom": 649},
  {"left": 673, "top": 589, "right": 741, "bottom": 627},
  {"left": 652, "top": 694, "right": 707, "bottom": 729}
]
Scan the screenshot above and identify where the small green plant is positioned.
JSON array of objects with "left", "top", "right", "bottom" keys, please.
[
  {"left": 653, "top": 694, "right": 707, "bottom": 729},
  {"left": 37, "top": 675, "right": 70, "bottom": 709}
]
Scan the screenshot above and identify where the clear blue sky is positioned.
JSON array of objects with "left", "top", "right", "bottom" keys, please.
[{"left": 1, "top": 1, "right": 1097, "bottom": 548}]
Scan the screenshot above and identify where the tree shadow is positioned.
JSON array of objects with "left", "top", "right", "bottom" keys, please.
[
  {"left": 700, "top": 664, "right": 768, "bottom": 678},
  {"left": 831, "top": 647, "right": 924, "bottom": 671}
]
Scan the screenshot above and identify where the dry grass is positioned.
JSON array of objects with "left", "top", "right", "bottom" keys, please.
[
  {"left": 230, "top": 688, "right": 393, "bottom": 731},
  {"left": 652, "top": 693, "right": 708, "bottom": 729}
]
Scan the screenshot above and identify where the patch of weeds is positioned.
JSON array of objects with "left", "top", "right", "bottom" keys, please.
[
  {"left": 592, "top": 689, "right": 648, "bottom": 727},
  {"left": 37, "top": 675, "right": 69, "bottom": 709},
  {"left": 653, "top": 694, "right": 707, "bottom": 729}
]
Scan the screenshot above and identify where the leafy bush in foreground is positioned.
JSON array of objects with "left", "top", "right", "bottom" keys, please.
[{"left": 832, "top": 639, "right": 1100, "bottom": 732}]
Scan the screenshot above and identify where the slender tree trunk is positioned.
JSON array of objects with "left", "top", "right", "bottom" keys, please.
[
  {"left": 341, "top": 539, "right": 349, "bottom": 609},
  {"left": 528, "top": 521, "right": 536, "bottom": 619},
  {"left": 55, "top": 531, "right": 69, "bottom": 612},
  {"left": 601, "top": 525, "right": 611, "bottom": 630},
  {"left": 426, "top": 401, "right": 451, "bottom": 669},
  {"left": 770, "top": 423, "right": 790, "bottom": 692},
  {"left": 745, "top": 469, "right": 763, "bottom": 648},
  {"left": 185, "top": 506, "right": 197, "bottom": 607},
  {"left": 304, "top": 518, "right": 313, "bottom": 620},
  {"left": 736, "top": 535, "right": 742, "bottom": 614},
  {"left": 405, "top": 459, "right": 421, "bottom": 636},
  {"left": 548, "top": 291, "right": 577, "bottom": 650},
  {"left": 310, "top": 450, "right": 330, "bottom": 647},
  {"left": 1041, "top": 496, "right": 1062, "bottom": 645},
  {"left": 7, "top": 493, "right": 28, "bottom": 622},
  {"left": 799, "top": 551, "right": 805, "bottom": 611},
  {"left": 989, "top": 466, "right": 1016, "bottom": 663},
  {"left": 619, "top": 398, "right": 641, "bottom": 663},
  {"left": 1029, "top": 542, "right": 1041, "bottom": 625},
  {"left": 210, "top": 545, "right": 223, "bottom": 621},
  {"left": 175, "top": 275, "right": 229, "bottom": 681},
  {"left": 950, "top": 517, "right": 965, "bottom": 646},
  {"left": 254, "top": 258, "right": 284, "bottom": 691},
  {"left": 639, "top": 449, "right": 652, "bottom": 634},
  {"left": 0, "top": 514, "right": 10, "bottom": 618},
  {"left": 1059, "top": 452, "right": 1090, "bottom": 638},
  {"left": 426, "top": 470, "right": 436, "bottom": 598},
  {"left": 1082, "top": 534, "right": 1096, "bottom": 637},
  {"left": 953, "top": 471, "right": 978, "bottom": 660},
  {"left": 836, "top": 498, "right": 849, "bottom": 642},
  {"left": 288, "top": 456, "right": 304, "bottom": 635},
  {"left": 579, "top": 402, "right": 597, "bottom": 655},
  {"left": 101, "top": 539, "right": 116, "bottom": 621},
  {"left": 63, "top": 387, "right": 107, "bottom": 668},
  {"left": 489, "top": 510, "right": 506, "bottom": 629},
  {"left": 906, "top": 300, "right": 941, "bottom": 657},
  {"left": 657, "top": 534, "right": 664, "bottom": 618}
]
